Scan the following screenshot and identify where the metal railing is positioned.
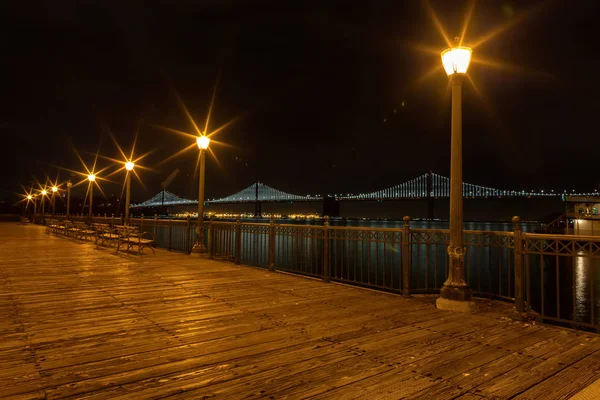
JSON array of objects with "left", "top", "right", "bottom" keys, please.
[
  {"left": 33, "top": 213, "right": 600, "bottom": 331},
  {"left": 206, "top": 216, "right": 600, "bottom": 332}
]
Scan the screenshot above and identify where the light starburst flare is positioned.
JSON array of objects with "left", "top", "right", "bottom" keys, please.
[
  {"left": 151, "top": 72, "right": 247, "bottom": 177},
  {"left": 399, "top": 0, "right": 557, "bottom": 111}
]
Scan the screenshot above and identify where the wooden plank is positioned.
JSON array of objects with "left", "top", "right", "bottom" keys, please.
[
  {"left": 302, "top": 323, "right": 545, "bottom": 399},
  {"left": 513, "top": 349, "right": 600, "bottom": 399},
  {"left": 406, "top": 328, "right": 587, "bottom": 399},
  {"left": 460, "top": 335, "right": 600, "bottom": 399}
]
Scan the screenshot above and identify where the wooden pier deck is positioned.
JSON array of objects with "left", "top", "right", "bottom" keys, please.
[{"left": 1, "top": 223, "right": 600, "bottom": 399}]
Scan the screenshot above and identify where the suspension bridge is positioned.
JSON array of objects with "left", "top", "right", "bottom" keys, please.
[{"left": 130, "top": 171, "right": 598, "bottom": 216}]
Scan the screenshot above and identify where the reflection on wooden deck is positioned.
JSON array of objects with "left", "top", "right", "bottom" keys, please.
[{"left": 1, "top": 223, "right": 599, "bottom": 399}]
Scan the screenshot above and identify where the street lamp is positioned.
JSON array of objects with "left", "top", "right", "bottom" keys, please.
[
  {"left": 66, "top": 180, "right": 72, "bottom": 218},
  {"left": 51, "top": 186, "right": 58, "bottom": 215},
  {"left": 124, "top": 161, "right": 134, "bottom": 224},
  {"left": 88, "top": 174, "right": 95, "bottom": 222},
  {"left": 40, "top": 189, "right": 47, "bottom": 223},
  {"left": 26, "top": 194, "right": 33, "bottom": 218},
  {"left": 30, "top": 194, "right": 38, "bottom": 217},
  {"left": 436, "top": 38, "right": 474, "bottom": 312},
  {"left": 192, "top": 135, "right": 210, "bottom": 253}
]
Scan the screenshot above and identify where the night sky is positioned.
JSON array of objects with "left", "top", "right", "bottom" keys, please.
[{"left": 3, "top": 0, "right": 599, "bottom": 204}]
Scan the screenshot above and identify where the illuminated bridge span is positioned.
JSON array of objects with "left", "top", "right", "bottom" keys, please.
[
  {"left": 338, "top": 172, "right": 569, "bottom": 200},
  {"left": 131, "top": 183, "right": 321, "bottom": 209},
  {"left": 132, "top": 172, "right": 598, "bottom": 210},
  {"left": 210, "top": 182, "right": 322, "bottom": 204},
  {"left": 131, "top": 191, "right": 197, "bottom": 208}
]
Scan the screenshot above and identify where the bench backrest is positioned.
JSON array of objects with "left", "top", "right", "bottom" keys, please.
[
  {"left": 73, "top": 221, "right": 90, "bottom": 229},
  {"left": 92, "top": 223, "right": 110, "bottom": 232},
  {"left": 115, "top": 225, "right": 140, "bottom": 234}
]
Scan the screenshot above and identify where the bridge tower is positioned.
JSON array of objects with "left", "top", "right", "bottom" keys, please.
[
  {"left": 427, "top": 172, "right": 434, "bottom": 220},
  {"left": 254, "top": 182, "right": 262, "bottom": 217}
]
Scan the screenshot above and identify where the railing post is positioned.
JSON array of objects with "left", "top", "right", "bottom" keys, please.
[
  {"left": 268, "top": 217, "right": 275, "bottom": 271},
  {"left": 141, "top": 214, "right": 144, "bottom": 232},
  {"left": 168, "top": 219, "right": 172, "bottom": 252},
  {"left": 208, "top": 216, "right": 214, "bottom": 259},
  {"left": 323, "top": 216, "right": 330, "bottom": 283},
  {"left": 185, "top": 215, "right": 191, "bottom": 254},
  {"left": 111, "top": 213, "right": 114, "bottom": 228},
  {"left": 235, "top": 218, "right": 242, "bottom": 265},
  {"left": 153, "top": 214, "right": 158, "bottom": 243},
  {"left": 513, "top": 216, "right": 525, "bottom": 313},
  {"left": 402, "top": 215, "right": 411, "bottom": 296}
]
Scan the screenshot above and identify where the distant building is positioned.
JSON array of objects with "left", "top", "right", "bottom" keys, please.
[{"left": 565, "top": 196, "right": 600, "bottom": 236}]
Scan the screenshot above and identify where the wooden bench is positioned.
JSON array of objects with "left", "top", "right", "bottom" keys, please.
[
  {"left": 115, "top": 225, "right": 155, "bottom": 254},
  {"left": 71, "top": 221, "right": 95, "bottom": 240},
  {"left": 62, "top": 221, "right": 79, "bottom": 238},
  {"left": 45, "top": 218, "right": 57, "bottom": 233},
  {"left": 94, "top": 224, "right": 120, "bottom": 247},
  {"left": 45, "top": 218, "right": 66, "bottom": 235}
]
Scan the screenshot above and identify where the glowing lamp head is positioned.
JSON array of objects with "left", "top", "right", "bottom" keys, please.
[
  {"left": 27, "top": 195, "right": 32, "bottom": 200},
  {"left": 67, "top": 180, "right": 72, "bottom": 188},
  {"left": 125, "top": 161, "right": 134, "bottom": 171},
  {"left": 197, "top": 135, "right": 210, "bottom": 150},
  {"left": 41, "top": 189, "right": 47, "bottom": 196},
  {"left": 441, "top": 46, "right": 472, "bottom": 76},
  {"left": 88, "top": 174, "right": 96, "bottom": 182},
  {"left": 52, "top": 186, "right": 58, "bottom": 193}
]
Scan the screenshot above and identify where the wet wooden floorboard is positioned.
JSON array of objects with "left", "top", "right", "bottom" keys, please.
[{"left": 1, "top": 223, "right": 599, "bottom": 399}]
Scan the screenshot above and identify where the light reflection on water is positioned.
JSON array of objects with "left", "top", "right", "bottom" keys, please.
[{"left": 575, "top": 252, "right": 588, "bottom": 321}]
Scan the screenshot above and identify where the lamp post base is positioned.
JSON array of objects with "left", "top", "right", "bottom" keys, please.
[
  {"left": 191, "top": 242, "right": 207, "bottom": 254},
  {"left": 436, "top": 285, "right": 475, "bottom": 312}
]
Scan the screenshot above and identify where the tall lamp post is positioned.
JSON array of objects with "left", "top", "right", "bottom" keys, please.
[
  {"left": 436, "top": 39, "right": 474, "bottom": 312},
  {"left": 40, "top": 189, "right": 47, "bottom": 223},
  {"left": 192, "top": 135, "right": 210, "bottom": 253},
  {"left": 32, "top": 195, "right": 37, "bottom": 216},
  {"left": 51, "top": 186, "right": 58, "bottom": 215},
  {"left": 88, "top": 174, "right": 95, "bottom": 222},
  {"left": 125, "top": 161, "right": 134, "bottom": 225},
  {"left": 26, "top": 195, "right": 33, "bottom": 218},
  {"left": 66, "top": 180, "right": 72, "bottom": 218}
]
